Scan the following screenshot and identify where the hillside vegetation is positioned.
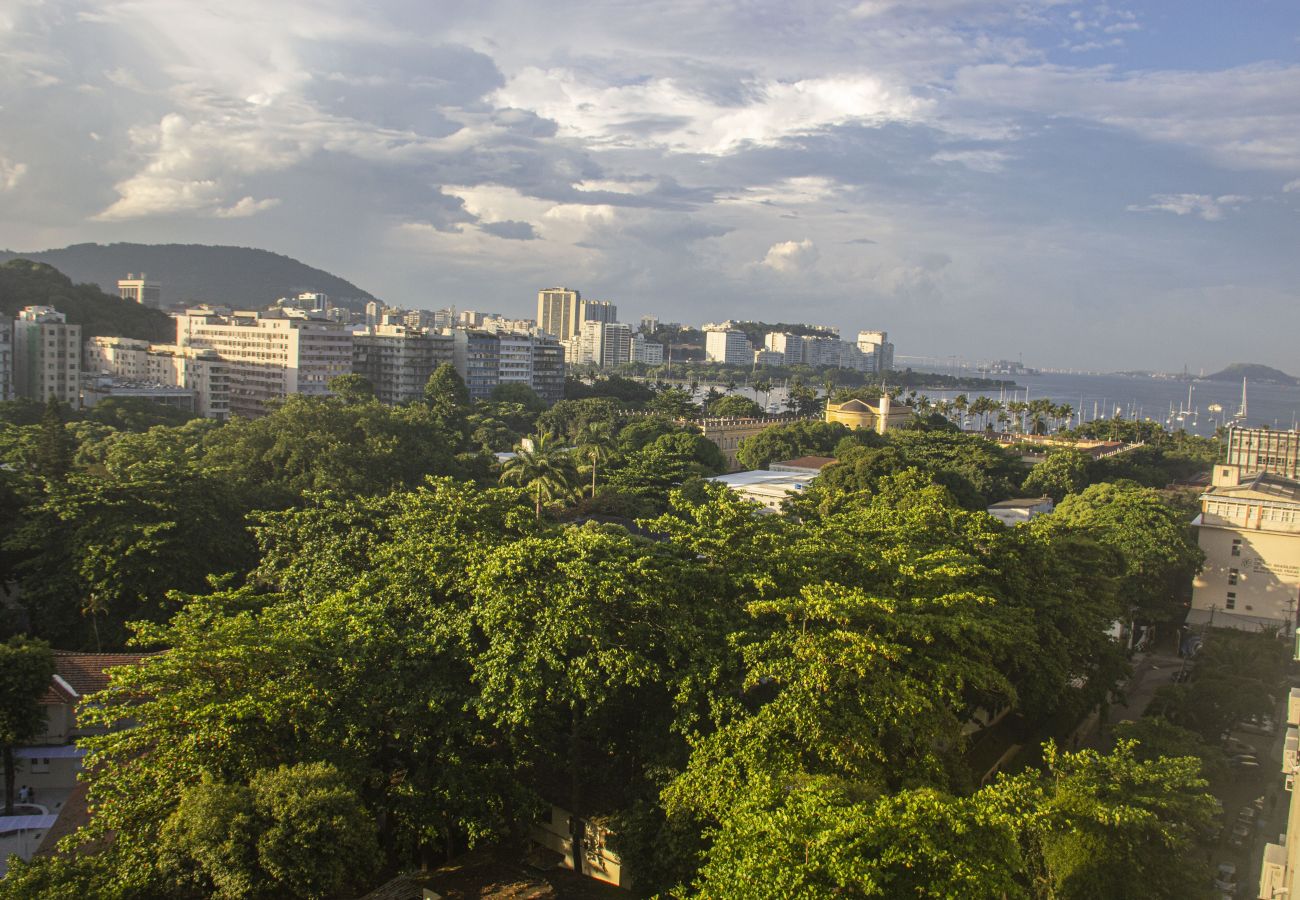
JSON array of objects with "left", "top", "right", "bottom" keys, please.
[
  {"left": 0, "top": 242, "right": 376, "bottom": 310},
  {"left": 0, "top": 259, "right": 174, "bottom": 342}
]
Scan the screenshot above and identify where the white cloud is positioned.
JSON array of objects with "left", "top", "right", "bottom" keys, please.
[
  {"left": 214, "top": 196, "right": 281, "bottom": 218},
  {"left": 1284, "top": 179, "right": 1300, "bottom": 193},
  {"left": 1126, "top": 193, "right": 1250, "bottom": 221},
  {"left": 494, "top": 68, "right": 930, "bottom": 155},
  {"left": 930, "top": 149, "right": 1011, "bottom": 172},
  {"left": 762, "top": 238, "right": 819, "bottom": 273},
  {"left": 0, "top": 156, "right": 26, "bottom": 191}
]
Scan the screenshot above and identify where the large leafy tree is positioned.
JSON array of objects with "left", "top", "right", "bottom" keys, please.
[{"left": 0, "top": 636, "right": 55, "bottom": 815}]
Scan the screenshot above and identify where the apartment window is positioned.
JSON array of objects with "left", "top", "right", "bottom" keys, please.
[
  {"left": 1226, "top": 592, "right": 1237, "bottom": 610},
  {"left": 30, "top": 757, "right": 50, "bottom": 774},
  {"left": 1228, "top": 568, "right": 1239, "bottom": 585},
  {"left": 1231, "top": 539, "right": 1242, "bottom": 557}
]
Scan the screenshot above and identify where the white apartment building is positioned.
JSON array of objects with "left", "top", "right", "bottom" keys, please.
[
  {"left": 705, "top": 329, "right": 753, "bottom": 365},
  {"left": 176, "top": 308, "right": 352, "bottom": 418},
  {"left": 85, "top": 335, "right": 231, "bottom": 420},
  {"left": 580, "top": 299, "right": 617, "bottom": 328},
  {"left": 498, "top": 332, "right": 536, "bottom": 385},
  {"left": 857, "top": 330, "right": 895, "bottom": 373},
  {"left": 631, "top": 333, "right": 664, "bottom": 365},
  {"left": 573, "top": 320, "right": 632, "bottom": 369},
  {"left": 754, "top": 349, "right": 784, "bottom": 367},
  {"left": 765, "top": 332, "right": 804, "bottom": 364},
  {"left": 14, "top": 306, "right": 80, "bottom": 405}
]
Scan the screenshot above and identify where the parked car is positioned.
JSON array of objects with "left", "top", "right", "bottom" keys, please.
[
  {"left": 1236, "top": 806, "right": 1258, "bottom": 825},
  {"left": 1230, "top": 755, "right": 1262, "bottom": 772},
  {"left": 1214, "top": 862, "right": 1238, "bottom": 894},
  {"left": 1240, "top": 714, "right": 1277, "bottom": 736},
  {"left": 1224, "top": 737, "right": 1258, "bottom": 756}
]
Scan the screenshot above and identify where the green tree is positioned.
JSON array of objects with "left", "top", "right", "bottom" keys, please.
[
  {"left": 575, "top": 421, "right": 618, "bottom": 498},
  {"left": 0, "top": 636, "right": 55, "bottom": 814},
  {"left": 326, "top": 373, "right": 375, "bottom": 403},
  {"left": 499, "top": 431, "right": 578, "bottom": 519},
  {"left": 423, "top": 362, "right": 473, "bottom": 447},
  {"left": 1051, "top": 482, "right": 1204, "bottom": 617},
  {"left": 786, "top": 379, "right": 823, "bottom": 418},
  {"left": 708, "top": 394, "right": 763, "bottom": 418},
  {"left": 34, "top": 398, "right": 74, "bottom": 480},
  {"left": 158, "top": 762, "right": 380, "bottom": 899},
  {"left": 649, "top": 386, "right": 699, "bottom": 418},
  {"left": 735, "top": 420, "right": 853, "bottom": 470},
  {"left": 1021, "top": 448, "right": 1093, "bottom": 502},
  {"left": 489, "top": 382, "right": 546, "bottom": 411}
]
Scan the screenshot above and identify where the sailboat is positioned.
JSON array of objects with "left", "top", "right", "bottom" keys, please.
[{"left": 1229, "top": 378, "right": 1248, "bottom": 425}]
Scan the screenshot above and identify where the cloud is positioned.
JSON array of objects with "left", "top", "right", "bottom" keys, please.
[
  {"left": 1126, "top": 193, "right": 1251, "bottom": 221},
  {"left": 762, "top": 238, "right": 819, "bottom": 273},
  {"left": 930, "top": 148, "right": 1011, "bottom": 172},
  {"left": 479, "top": 219, "right": 537, "bottom": 240},
  {"left": 1284, "top": 179, "right": 1300, "bottom": 193},
  {"left": 214, "top": 196, "right": 281, "bottom": 218},
  {"left": 0, "top": 156, "right": 26, "bottom": 190},
  {"left": 493, "top": 68, "right": 931, "bottom": 155}
]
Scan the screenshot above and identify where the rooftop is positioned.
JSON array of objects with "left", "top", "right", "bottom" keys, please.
[
  {"left": 1205, "top": 471, "right": 1300, "bottom": 504},
  {"left": 39, "top": 651, "right": 147, "bottom": 704},
  {"left": 769, "top": 456, "right": 837, "bottom": 471},
  {"left": 988, "top": 497, "right": 1054, "bottom": 510}
]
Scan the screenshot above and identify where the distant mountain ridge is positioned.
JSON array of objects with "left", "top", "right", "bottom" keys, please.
[
  {"left": 0, "top": 259, "right": 175, "bottom": 342},
  {"left": 0, "top": 243, "right": 376, "bottom": 310},
  {"left": 1204, "top": 363, "right": 1297, "bottom": 387}
]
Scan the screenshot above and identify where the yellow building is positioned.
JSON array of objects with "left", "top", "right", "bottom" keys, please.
[
  {"left": 1188, "top": 469, "right": 1300, "bottom": 632},
  {"left": 824, "top": 394, "right": 913, "bottom": 434}
]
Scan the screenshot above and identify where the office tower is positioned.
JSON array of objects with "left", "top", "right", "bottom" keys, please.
[
  {"left": 580, "top": 299, "right": 617, "bottom": 327},
  {"left": 13, "top": 306, "right": 80, "bottom": 405},
  {"left": 118, "top": 274, "right": 162, "bottom": 308},
  {"left": 537, "top": 287, "right": 581, "bottom": 340}
]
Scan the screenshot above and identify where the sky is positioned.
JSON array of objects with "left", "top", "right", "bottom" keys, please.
[{"left": 1, "top": 0, "right": 1298, "bottom": 372}]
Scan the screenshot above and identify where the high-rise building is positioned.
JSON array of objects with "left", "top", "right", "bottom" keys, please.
[
  {"left": 117, "top": 274, "right": 162, "bottom": 308},
  {"left": 352, "top": 325, "right": 454, "bottom": 405},
  {"left": 531, "top": 338, "right": 566, "bottom": 404},
  {"left": 574, "top": 320, "right": 632, "bottom": 369},
  {"left": 0, "top": 319, "right": 12, "bottom": 401},
  {"left": 765, "top": 333, "right": 805, "bottom": 365},
  {"left": 640, "top": 316, "right": 659, "bottom": 334},
  {"left": 857, "top": 330, "right": 895, "bottom": 373},
  {"left": 365, "top": 301, "right": 382, "bottom": 326},
  {"left": 13, "top": 306, "right": 80, "bottom": 405},
  {"left": 580, "top": 299, "right": 618, "bottom": 327},
  {"left": 537, "top": 287, "right": 582, "bottom": 341},
  {"left": 176, "top": 308, "right": 352, "bottom": 418},
  {"left": 706, "top": 330, "right": 753, "bottom": 366},
  {"left": 85, "top": 335, "right": 231, "bottom": 420}
]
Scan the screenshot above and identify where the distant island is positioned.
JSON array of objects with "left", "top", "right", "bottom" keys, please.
[
  {"left": 0, "top": 242, "right": 377, "bottom": 310},
  {"left": 1204, "top": 363, "right": 1298, "bottom": 387}
]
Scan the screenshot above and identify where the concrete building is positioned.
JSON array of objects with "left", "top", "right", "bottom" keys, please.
[
  {"left": 530, "top": 338, "right": 566, "bottom": 404},
  {"left": 82, "top": 377, "right": 196, "bottom": 413},
  {"left": 765, "top": 332, "right": 804, "bottom": 365},
  {"left": 572, "top": 320, "right": 632, "bottom": 369},
  {"left": 986, "top": 497, "right": 1055, "bottom": 527},
  {"left": 117, "top": 274, "right": 161, "bottom": 308},
  {"left": 640, "top": 316, "right": 659, "bottom": 333},
  {"left": 705, "top": 329, "right": 753, "bottom": 365},
  {"left": 825, "top": 394, "right": 913, "bottom": 434},
  {"left": 1223, "top": 426, "right": 1300, "bottom": 481},
  {"left": 497, "top": 332, "right": 536, "bottom": 386},
  {"left": 452, "top": 329, "right": 501, "bottom": 401},
  {"left": 175, "top": 308, "right": 352, "bottom": 418},
  {"left": 0, "top": 319, "right": 11, "bottom": 401},
  {"left": 856, "top": 330, "right": 895, "bottom": 373},
  {"left": 695, "top": 414, "right": 807, "bottom": 471},
  {"left": 1188, "top": 469, "right": 1300, "bottom": 632},
  {"left": 13, "top": 306, "right": 80, "bottom": 406},
  {"left": 351, "top": 325, "right": 454, "bottom": 405},
  {"left": 631, "top": 333, "right": 664, "bottom": 365},
  {"left": 580, "top": 299, "right": 617, "bottom": 327},
  {"left": 537, "top": 287, "right": 582, "bottom": 341},
  {"left": 1259, "top": 687, "right": 1300, "bottom": 899},
  {"left": 770, "top": 456, "right": 838, "bottom": 476},
  {"left": 708, "top": 467, "right": 822, "bottom": 513},
  {"left": 86, "top": 336, "right": 231, "bottom": 420},
  {"left": 753, "top": 349, "right": 784, "bottom": 367}
]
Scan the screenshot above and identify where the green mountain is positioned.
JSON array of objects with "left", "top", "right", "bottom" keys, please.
[
  {"left": 1204, "top": 363, "right": 1298, "bottom": 387},
  {"left": 0, "top": 259, "right": 174, "bottom": 342},
  {"left": 0, "top": 243, "right": 376, "bottom": 310}
]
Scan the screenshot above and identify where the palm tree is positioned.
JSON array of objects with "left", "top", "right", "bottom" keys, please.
[
  {"left": 754, "top": 379, "right": 773, "bottom": 412},
  {"left": 1055, "top": 403, "right": 1074, "bottom": 433},
  {"left": 500, "top": 431, "right": 578, "bottom": 520},
  {"left": 576, "top": 422, "right": 617, "bottom": 498},
  {"left": 953, "top": 394, "right": 970, "bottom": 429}
]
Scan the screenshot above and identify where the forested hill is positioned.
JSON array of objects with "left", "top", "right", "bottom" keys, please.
[
  {"left": 0, "top": 259, "right": 174, "bottom": 342},
  {"left": 1204, "top": 363, "right": 1298, "bottom": 386},
  {"left": 0, "top": 242, "right": 376, "bottom": 310}
]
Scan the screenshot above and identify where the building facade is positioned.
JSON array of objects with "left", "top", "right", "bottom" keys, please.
[
  {"left": 175, "top": 308, "right": 352, "bottom": 418},
  {"left": 452, "top": 329, "right": 565, "bottom": 402},
  {"left": 1188, "top": 469, "right": 1300, "bottom": 632},
  {"left": 631, "top": 333, "right": 664, "bottom": 365},
  {"left": 537, "top": 287, "right": 582, "bottom": 341},
  {"left": 352, "top": 325, "right": 454, "bottom": 405},
  {"left": 856, "top": 330, "right": 895, "bottom": 373},
  {"left": 117, "top": 274, "right": 162, "bottom": 308},
  {"left": 0, "top": 319, "right": 11, "bottom": 401},
  {"left": 705, "top": 330, "right": 753, "bottom": 365},
  {"left": 825, "top": 394, "right": 913, "bottom": 434},
  {"left": 14, "top": 306, "right": 81, "bottom": 405},
  {"left": 1224, "top": 426, "right": 1300, "bottom": 481}
]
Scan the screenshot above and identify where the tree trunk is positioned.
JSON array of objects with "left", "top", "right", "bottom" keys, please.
[
  {"left": 535, "top": 482, "right": 543, "bottom": 520},
  {"left": 3, "top": 744, "right": 15, "bottom": 816},
  {"left": 591, "top": 460, "right": 597, "bottom": 499}
]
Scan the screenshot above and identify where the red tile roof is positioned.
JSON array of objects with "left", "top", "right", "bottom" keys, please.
[{"left": 39, "top": 652, "right": 148, "bottom": 704}]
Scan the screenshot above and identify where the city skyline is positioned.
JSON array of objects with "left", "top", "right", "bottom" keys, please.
[{"left": 2, "top": 2, "right": 1298, "bottom": 371}]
